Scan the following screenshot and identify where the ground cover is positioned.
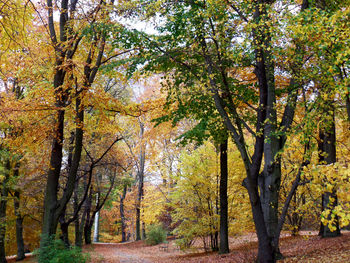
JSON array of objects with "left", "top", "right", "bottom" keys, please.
[{"left": 7, "top": 231, "right": 350, "bottom": 262}]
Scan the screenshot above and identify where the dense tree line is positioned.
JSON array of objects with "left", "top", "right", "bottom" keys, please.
[{"left": 0, "top": 1, "right": 349, "bottom": 263}]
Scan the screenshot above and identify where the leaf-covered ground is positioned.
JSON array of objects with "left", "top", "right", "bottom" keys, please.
[
  {"left": 8, "top": 231, "right": 350, "bottom": 262},
  {"left": 86, "top": 231, "right": 350, "bottom": 263}
]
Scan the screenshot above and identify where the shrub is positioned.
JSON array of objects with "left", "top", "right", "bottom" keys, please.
[
  {"left": 175, "top": 237, "right": 194, "bottom": 250},
  {"left": 145, "top": 224, "right": 167, "bottom": 245},
  {"left": 36, "top": 236, "right": 89, "bottom": 263}
]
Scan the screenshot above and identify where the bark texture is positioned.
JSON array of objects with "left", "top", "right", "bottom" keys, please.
[
  {"left": 14, "top": 191, "right": 25, "bottom": 261},
  {"left": 0, "top": 161, "right": 10, "bottom": 263},
  {"left": 219, "top": 140, "right": 229, "bottom": 254},
  {"left": 136, "top": 121, "right": 146, "bottom": 241},
  {"left": 120, "top": 185, "right": 127, "bottom": 242}
]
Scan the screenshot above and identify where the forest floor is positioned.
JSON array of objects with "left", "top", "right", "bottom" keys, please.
[
  {"left": 7, "top": 231, "right": 350, "bottom": 262},
  {"left": 85, "top": 231, "right": 350, "bottom": 263}
]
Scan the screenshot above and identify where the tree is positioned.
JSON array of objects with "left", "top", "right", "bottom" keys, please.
[
  {"left": 135, "top": 120, "right": 146, "bottom": 241},
  {"left": 39, "top": 0, "right": 132, "bottom": 250},
  {"left": 130, "top": 0, "right": 308, "bottom": 260},
  {"left": 58, "top": 135, "right": 122, "bottom": 247},
  {"left": 170, "top": 142, "right": 221, "bottom": 251},
  {"left": 0, "top": 2, "right": 37, "bottom": 261},
  {"left": 167, "top": 140, "right": 251, "bottom": 251},
  {"left": 219, "top": 138, "right": 229, "bottom": 254},
  {"left": 291, "top": 0, "right": 350, "bottom": 237}
]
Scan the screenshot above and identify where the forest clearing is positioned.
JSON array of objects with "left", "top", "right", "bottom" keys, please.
[{"left": 1, "top": 0, "right": 350, "bottom": 263}]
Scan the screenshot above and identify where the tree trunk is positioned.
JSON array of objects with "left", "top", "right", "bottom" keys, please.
[
  {"left": 219, "top": 139, "right": 229, "bottom": 254},
  {"left": 41, "top": 109, "right": 65, "bottom": 245},
  {"left": 74, "top": 181, "right": 82, "bottom": 247},
  {"left": 60, "top": 221, "right": 70, "bottom": 248},
  {"left": 210, "top": 231, "right": 219, "bottom": 252},
  {"left": 346, "top": 92, "right": 350, "bottom": 122},
  {"left": 84, "top": 223, "right": 93, "bottom": 245},
  {"left": 42, "top": 97, "right": 84, "bottom": 245},
  {"left": 135, "top": 205, "right": 141, "bottom": 241},
  {"left": 319, "top": 110, "right": 341, "bottom": 238},
  {"left": 261, "top": 139, "right": 281, "bottom": 255},
  {"left": 0, "top": 160, "right": 10, "bottom": 263},
  {"left": 208, "top": 46, "right": 276, "bottom": 262},
  {"left": 14, "top": 191, "right": 25, "bottom": 261},
  {"left": 75, "top": 211, "right": 85, "bottom": 248},
  {"left": 120, "top": 185, "right": 127, "bottom": 242},
  {"left": 254, "top": 0, "right": 280, "bottom": 256},
  {"left": 321, "top": 192, "right": 340, "bottom": 237},
  {"left": 136, "top": 121, "right": 146, "bottom": 241},
  {"left": 251, "top": 194, "right": 275, "bottom": 262},
  {"left": 135, "top": 167, "right": 145, "bottom": 241},
  {"left": 245, "top": 167, "right": 275, "bottom": 263},
  {"left": 84, "top": 190, "right": 92, "bottom": 245},
  {"left": 58, "top": 132, "right": 74, "bottom": 249},
  {"left": 41, "top": 1, "right": 70, "bottom": 240},
  {"left": 41, "top": 0, "right": 85, "bottom": 251},
  {"left": 74, "top": 218, "right": 82, "bottom": 247},
  {"left": 257, "top": 30, "right": 280, "bottom": 261},
  {"left": 72, "top": 165, "right": 95, "bottom": 247}
]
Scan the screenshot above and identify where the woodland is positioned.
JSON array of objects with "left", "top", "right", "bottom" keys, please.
[{"left": 0, "top": 0, "right": 349, "bottom": 263}]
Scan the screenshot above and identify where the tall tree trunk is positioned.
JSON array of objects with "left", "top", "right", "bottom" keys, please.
[
  {"left": 135, "top": 167, "right": 145, "bottom": 241},
  {"left": 14, "top": 191, "right": 25, "bottom": 261},
  {"left": 136, "top": 121, "right": 146, "bottom": 241},
  {"left": 345, "top": 93, "right": 350, "bottom": 122},
  {"left": 0, "top": 160, "right": 10, "bottom": 263},
  {"left": 248, "top": 183, "right": 275, "bottom": 263},
  {"left": 84, "top": 190, "right": 92, "bottom": 244},
  {"left": 84, "top": 223, "right": 93, "bottom": 245},
  {"left": 58, "top": 132, "right": 74, "bottom": 248},
  {"left": 41, "top": 110, "right": 65, "bottom": 243},
  {"left": 219, "top": 139, "right": 229, "bottom": 254},
  {"left": 253, "top": 1, "right": 280, "bottom": 259},
  {"left": 41, "top": 0, "right": 69, "bottom": 242},
  {"left": 135, "top": 203, "right": 141, "bottom": 241},
  {"left": 41, "top": 0, "right": 84, "bottom": 250},
  {"left": 75, "top": 210, "right": 85, "bottom": 248},
  {"left": 120, "top": 185, "right": 127, "bottom": 242},
  {"left": 41, "top": 95, "right": 84, "bottom": 245},
  {"left": 207, "top": 45, "right": 275, "bottom": 261},
  {"left": 59, "top": 221, "right": 70, "bottom": 248},
  {"left": 319, "top": 108, "right": 341, "bottom": 237},
  {"left": 59, "top": 207, "right": 71, "bottom": 248},
  {"left": 74, "top": 178, "right": 83, "bottom": 247}
]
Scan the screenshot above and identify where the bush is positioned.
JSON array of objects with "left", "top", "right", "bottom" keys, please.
[
  {"left": 36, "top": 236, "right": 89, "bottom": 263},
  {"left": 145, "top": 224, "right": 167, "bottom": 245},
  {"left": 175, "top": 237, "right": 194, "bottom": 250}
]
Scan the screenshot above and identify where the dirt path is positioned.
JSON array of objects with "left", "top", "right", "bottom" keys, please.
[
  {"left": 86, "top": 243, "right": 156, "bottom": 263},
  {"left": 113, "top": 251, "right": 151, "bottom": 263}
]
